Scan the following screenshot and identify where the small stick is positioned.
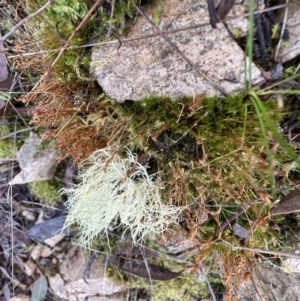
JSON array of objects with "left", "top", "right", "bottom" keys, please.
[
  {"left": 274, "top": 0, "right": 289, "bottom": 60},
  {"left": 244, "top": 202, "right": 267, "bottom": 244},
  {"left": 219, "top": 240, "right": 300, "bottom": 259},
  {"left": 107, "top": 0, "right": 116, "bottom": 38},
  {"left": 217, "top": 205, "right": 250, "bottom": 235}
]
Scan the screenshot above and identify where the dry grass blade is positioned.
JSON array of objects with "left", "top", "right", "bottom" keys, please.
[{"left": 219, "top": 241, "right": 300, "bottom": 259}]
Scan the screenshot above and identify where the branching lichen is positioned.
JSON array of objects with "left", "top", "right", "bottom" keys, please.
[{"left": 63, "top": 145, "right": 183, "bottom": 246}]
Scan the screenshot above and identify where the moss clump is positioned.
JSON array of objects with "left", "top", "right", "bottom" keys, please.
[
  {"left": 103, "top": 239, "right": 210, "bottom": 301},
  {"left": 117, "top": 271, "right": 210, "bottom": 301},
  {"left": 0, "top": 139, "right": 15, "bottom": 158},
  {"left": 0, "top": 122, "right": 29, "bottom": 158},
  {"left": 28, "top": 179, "right": 61, "bottom": 204},
  {"left": 115, "top": 93, "right": 284, "bottom": 208},
  {"left": 26, "top": 0, "right": 140, "bottom": 82}
]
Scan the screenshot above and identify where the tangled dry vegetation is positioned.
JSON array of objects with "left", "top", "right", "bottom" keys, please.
[{"left": 1, "top": 0, "right": 300, "bottom": 300}]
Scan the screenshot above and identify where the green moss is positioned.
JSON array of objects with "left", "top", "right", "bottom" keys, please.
[
  {"left": 28, "top": 179, "right": 61, "bottom": 204},
  {"left": 27, "top": 0, "right": 140, "bottom": 82},
  {"left": 0, "top": 139, "right": 15, "bottom": 158},
  {"left": 149, "top": 273, "right": 209, "bottom": 301},
  {"left": 0, "top": 122, "right": 29, "bottom": 158},
  {"left": 106, "top": 255, "right": 210, "bottom": 300},
  {"left": 61, "top": 90, "right": 299, "bottom": 298},
  {"left": 116, "top": 93, "right": 286, "bottom": 206}
]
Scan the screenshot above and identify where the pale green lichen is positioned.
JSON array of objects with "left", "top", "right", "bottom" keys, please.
[{"left": 63, "top": 145, "right": 184, "bottom": 247}]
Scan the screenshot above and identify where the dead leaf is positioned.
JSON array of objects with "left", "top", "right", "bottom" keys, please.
[
  {"left": 48, "top": 274, "right": 68, "bottom": 300},
  {"left": 31, "top": 245, "right": 44, "bottom": 261},
  {"left": 270, "top": 189, "right": 300, "bottom": 215},
  {"left": 31, "top": 275, "right": 48, "bottom": 301},
  {"left": 3, "top": 282, "right": 10, "bottom": 301},
  {"left": 117, "top": 257, "right": 182, "bottom": 281},
  {"left": 0, "top": 211, "right": 32, "bottom": 246},
  {"left": 9, "top": 295, "right": 31, "bottom": 301},
  {"left": 189, "top": 92, "right": 206, "bottom": 113},
  {"left": 24, "top": 260, "right": 37, "bottom": 276}
]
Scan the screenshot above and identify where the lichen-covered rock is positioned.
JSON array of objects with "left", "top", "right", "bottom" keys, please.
[{"left": 92, "top": 0, "right": 264, "bottom": 102}]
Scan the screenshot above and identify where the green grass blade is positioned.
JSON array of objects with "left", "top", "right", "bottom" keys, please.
[
  {"left": 245, "top": 0, "right": 255, "bottom": 89},
  {"left": 250, "top": 91, "right": 299, "bottom": 163}
]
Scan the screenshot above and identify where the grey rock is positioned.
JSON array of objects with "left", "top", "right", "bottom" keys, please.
[
  {"left": 227, "top": 261, "right": 300, "bottom": 301},
  {"left": 25, "top": 216, "right": 68, "bottom": 243},
  {"left": 92, "top": 0, "right": 264, "bottom": 102}
]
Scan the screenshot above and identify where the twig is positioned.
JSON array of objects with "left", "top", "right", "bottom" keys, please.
[
  {"left": 219, "top": 240, "right": 300, "bottom": 259},
  {"left": 107, "top": 0, "right": 116, "bottom": 38},
  {"left": 0, "top": 0, "right": 55, "bottom": 42},
  {"left": 0, "top": 127, "right": 36, "bottom": 140},
  {"left": 199, "top": 268, "right": 217, "bottom": 301},
  {"left": 244, "top": 202, "right": 267, "bottom": 244},
  {"left": 24, "top": 0, "right": 103, "bottom": 102},
  {"left": 0, "top": 31, "right": 8, "bottom": 80},
  {"left": 6, "top": 4, "right": 286, "bottom": 59},
  {"left": 139, "top": 246, "right": 153, "bottom": 286},
  {"left": 217, "top": 205, "right": 251, "bottom": 235},
  {"left": 133, "top": 3, "right": 229, "bottom": 96},
  {"left": 274, "top": 0, "right": 289, "bottom": 60}
]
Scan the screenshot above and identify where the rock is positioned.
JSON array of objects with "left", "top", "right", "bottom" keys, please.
[
  {"left": 25, "top": 216, "right": 68, "bottom": 243},
  {"left": 92, "top": 0, "right": 264, "bottom": 102},
  {"left": 278, "top": 2, "right": 300, "bottom": 63},
  {"left": 67, "top": 278, "right": 122, "bottom": 296},
  {"left": 60, "top": 246, "right": 122, "bottom": 301},
  {"left": 234, "top": 261, "right": 300, "bottom": 301},
  {"left": 9, "top": 132, "right": 58, "bottom": 184}
]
